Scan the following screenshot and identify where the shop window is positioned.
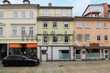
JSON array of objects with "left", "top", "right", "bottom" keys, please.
[{"left": 59, "top": 50, "right": 70, "bottom": 60}]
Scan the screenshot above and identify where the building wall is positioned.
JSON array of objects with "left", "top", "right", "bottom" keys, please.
[
  {"left": 37, "top": 21, "right": 74, "bottom": 45},
  {"left": 74, "top": 20, "right": 110, "bottom": 46},
  {"left": 0, "top": 8, "right": 37, "bottom": 43},
  {"left": 38, "top": 9, "right": 72, "bottom": 17}
]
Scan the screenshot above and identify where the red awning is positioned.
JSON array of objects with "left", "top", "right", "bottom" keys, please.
[
  {"left": 26, "top": 43, "right": 38, "bottom": 48},
  {"left": 9, "top": 43, "right": 22, "bottom": 48}
]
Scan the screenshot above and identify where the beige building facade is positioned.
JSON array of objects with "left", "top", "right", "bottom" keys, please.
[{"left": 0, "top": 1, "right": 39, "bottom": 60}]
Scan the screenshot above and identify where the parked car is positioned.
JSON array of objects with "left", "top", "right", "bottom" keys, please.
[{"left": 2, "top": 55, "right": 40, "bottom": 66}]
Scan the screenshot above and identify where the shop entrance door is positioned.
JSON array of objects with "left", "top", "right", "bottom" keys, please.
[{"left": 0, "top": 44, "right": 7, "bottom": 60}]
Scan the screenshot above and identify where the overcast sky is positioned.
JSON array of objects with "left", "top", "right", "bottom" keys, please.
[{"left": 0, "top": 0, "right": 110, "bottom": 16}]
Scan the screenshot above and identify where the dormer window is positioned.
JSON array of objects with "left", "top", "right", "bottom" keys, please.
[
  {"left": 3, "top": 0, "right": 10, "bottom": 4},
  {"left": 23, "top": 0, "right": 30, "bottom": 4}
]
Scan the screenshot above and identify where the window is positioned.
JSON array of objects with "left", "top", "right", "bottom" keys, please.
[
  {"left": 53, "top": 22, "right": 57, "bottom": 28},
  {"left": 29, "top": 11, "right": 33, "bottom": 18},
  {"left": 64, "top": 35, "right": 69, "bottom": 42},
  {"left": 0, "top": 27, "right": 3, "bottom": 36},
  {"left": 85, "top": 34, "right": 90, "bottom": 41},
  {"left": 21, "top": 11, "right": 26, "bottom": 18},
  {"left": 29, "top": 27, "right": 34, "bottom": 37},
  {"left": 104, "top": 23, "right": 109, "bottom": 29},
  {"left": 77, "top": 23, "right": 84, "bottom": 29},
  {"left": 77, "top": 34, "right": 83, "bottom": 41},
  {"left": 21, "top": 27, "right": 26, "bottom": 38},
  {"left": 12, "top": 26, "right": 17, "bottom": 36},
  {"left": 96, "top": 23, "right": 103, "bottom": 29},
  {"left": 43, "top": 36, "right": 48, "bottom": 43},
  {"left": 97, "top": 35, "right": 101, "bottom": 40},
  {"left": 13, "top": 11, "right": 18, "bottom": 18},
  {"left": 104, "top": 35, "right": 108, "bottom": 40},
  {"left": 53, "top": 36, "right": 58, "bottom": 42},
  {"left": 0, "top": 11, "right": 4, "bottom": 18},
  {"left": 43, "top": 9, "right": 48, "bottom": 16},
  {"left": 43, "top": 31, "right": 48, "bottom": 42},
  {"left": 64, "top": 22, "right": 69, "bottom": 28},
  {"left": 59, "top": 50, "right": 70, "bottom": 60},
  {"left": 43, "top": 22, "right": 48, "bottom": 28}
]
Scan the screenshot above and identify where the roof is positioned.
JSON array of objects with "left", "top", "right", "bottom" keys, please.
[
  {"left": 0, "top": 4, "right": 39, "bottom": 9},
  {"left": 39, "top": 6, "right": 73, "bottom": 9},
  {"left": 82, "top": 3, "right": 108, "bottom": 16},
  {"left": 0, "top": 4, "right": 73, "bottom": 9},
  {"left": 37, "top": 16, "right": 73, "bottom": 21},
  {"left": 74, "top": 16, "right": 110, "bottom": 21}
]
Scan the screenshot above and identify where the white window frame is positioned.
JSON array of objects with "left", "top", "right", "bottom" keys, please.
[{"left": 12, "top": 26, "right": 17, "bottom": 37}]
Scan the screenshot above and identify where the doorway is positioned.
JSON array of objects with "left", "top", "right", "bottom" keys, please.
[
  {"left": 41, "top": 47, "right": 48, "bottom": 61},
  {"left": 75, "top": 49, "right": 81, "bottom": 60},
  {"left": 0, "top": 44, "right": 7, "bottom": 60}
]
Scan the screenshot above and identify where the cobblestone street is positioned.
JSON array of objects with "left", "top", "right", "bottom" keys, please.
[{"left": 0, "top": 61, "right": 110, "bottom": 73}]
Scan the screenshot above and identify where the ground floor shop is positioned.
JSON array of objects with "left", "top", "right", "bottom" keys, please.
[
  {"left": 74, "top": 46, "right": 110, "bottom": 60},
  {"left": 1, "top": 44, "right": 110, "bottom": 61},
  {"left": 37, "top": 45, "right": 74, "bottom": 61},
  {"left": 37, "top": 46, "right": 110, "bottom": 61},
  {"left": 0, "top": 43, "right": 38, "bottom": 60}
]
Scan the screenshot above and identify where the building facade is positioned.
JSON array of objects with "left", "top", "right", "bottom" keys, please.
[
  {"left": 0, "top": 0, "right": 74, "bottom": 61},
  {"left": 0, "top": 0, "right": 38, "bottom": 60},
  {"left": 74, "top": 3, "right": 110, "bottom": 60},
  {"left": 37, "top": 4, "right": 74, "bottom": 61},
  {"left": 1, "top": 0, "right": 110, "bottom": 61}
]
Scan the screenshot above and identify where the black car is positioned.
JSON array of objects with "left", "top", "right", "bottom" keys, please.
[{"left": 2, "top": 55, "right": 40, "bottom": 66}]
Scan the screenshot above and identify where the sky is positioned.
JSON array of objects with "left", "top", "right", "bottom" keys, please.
[{"left": 0, "top": 0, "right": 110, "bottom": 16}]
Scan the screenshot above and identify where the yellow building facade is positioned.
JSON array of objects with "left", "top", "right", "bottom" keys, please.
[{"left": 37, "top": 5, "right": 74, "bottom": 61}]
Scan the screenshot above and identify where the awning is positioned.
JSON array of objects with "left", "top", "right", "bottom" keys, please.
[
  {"left": 26, "top": 43, "right": 38, "bottom": 48},
  {"left": 9, "top": 43, "right": 22, "bottom": 48}
]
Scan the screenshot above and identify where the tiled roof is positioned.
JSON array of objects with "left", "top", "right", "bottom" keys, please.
[{"left": 0, "top": 4, "right": 39, "bottom": 9}]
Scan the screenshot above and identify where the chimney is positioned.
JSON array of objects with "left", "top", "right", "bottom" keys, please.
[
  {"left": 48, "top": 3, "right": 52, "bottom": 6},
  {"left": 23, "top": 0, "right": 30, "bottom": 4},
  {"left": 3, "top": 0, "right": 11, "bottom": 4}
]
